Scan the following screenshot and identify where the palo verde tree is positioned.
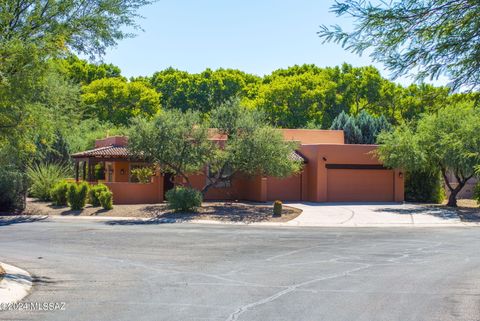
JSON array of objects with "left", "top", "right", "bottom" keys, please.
[
  {"left": 127, "top": 109, "right": 214, "bottom": 186},
  {"left": 204, "top": 98, "right": 302, "bottom": 194},
  {"left": 127, "top": 99, "right": 302, "bottom": 196},
  {"left": 377, "top": 104, "right": 480, "bottom": 207},
  {"left": 319, "top": 0, "right": 480, "bottom": 91}
]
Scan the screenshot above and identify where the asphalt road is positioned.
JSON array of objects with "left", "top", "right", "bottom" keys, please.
[{"left": 1, "top": 217, "right": 480, "bottom": 321}]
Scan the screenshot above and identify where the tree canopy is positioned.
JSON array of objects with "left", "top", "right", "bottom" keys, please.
[
  {"left": 377, "top": 103, "right": 480, "bottom": 207},
  {"left": 128, "top": 99, "right": 302, "bottom": 195},
  {"left": 319, "top": 0, "right": 480, "bottom": 91},
  {"left": 82, "top": 77, "right": 161, "bottom": 125}
]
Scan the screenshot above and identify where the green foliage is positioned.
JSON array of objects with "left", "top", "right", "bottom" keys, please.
[
  {"left": 0, "top": 0, "right": 151, "bottom": 210},
  {"left": 128, "top": 109, "right": 214, "bottom": 183},
  {"left": 405, "top": 171, "right": 445, "bottom": 204},
  {"left": 150, "top": 68, "right": 260, "bottom": 113},
  {"left": 330, "top": 111, "right": 391, "bottom": 144},
  {"left": 64, "top": 119, "right": 127, "bottom": 154},
  {"left": 56, "top": 55, "right": 123, "bottom": 85},
  {"left": 273, "top": 200, "right": 283, "bottom": 217},
  {"left": 67, "top": 182, "right": 89, "bottom": 210},
  {"left": 131, "top": 167, "right": 154, "bottom": 183},
  {"left": 26, "top": 163, "right": 70, "bottom": 201},
  {"left": 0, "top": 166, "right": 27, "bottom": 212},
  {"left": 88, "top": 184, "right": 110, "bottom": 207},
  {"left": 82, "top": 77, "right": 161, "bottom": 125},
  {"left": 165, "top": 187, "right": 203, "bottom": 212},
  {"left": 252, "top": 70, "right": 338, "bottom": 128},
  {"left": 473, "top": 183, "right": 480, "bottom": 205},
  {"left": 377, "top": 103, "right": 480, "bottom": 206},
  {"left": 98, "top": 191, "right": 114, "bottom": 210},
  {"left": 319, "top": 0, "right": 480, "bottom": 90},
  {"left": 129, "top": 99, "right": 302, "bottom": 194},
  {"left": 51, "top": 181, "right": 70, "bottom": 206}
]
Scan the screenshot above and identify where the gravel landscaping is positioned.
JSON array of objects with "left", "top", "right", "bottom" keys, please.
[{"left": 24, "top": 198, "right": 302, "bottom": 223}]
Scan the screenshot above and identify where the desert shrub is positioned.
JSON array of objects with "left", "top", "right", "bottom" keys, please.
[
  {"left": 0, "top": 166, "right": 28, "bottom": 212},
  {"left": 26, "top": 163, "right": 69, "bottom": 201},
  {"left": 473, "top": 183, "right": 480, "bottom": 205},
  {"left": 405, "top": 170, "right": 445, "bottom": 203},
  {"left": 98, "top": 191, "right": 113, "bottom": 210},
  {"left": 51, "top": 181, "right": 70, "bottom": 206},
  {"left": 273, "top": 200, "right": 283, "bottom": 217},
  {"left": 88, "top": 184, "right": 109, "bottom": 206},
  {"left": 165, "top": 186, "right": 202, "bottom": 212},
  {"left": 131, "top": 167, "right": 154, "bottom": 183},
  {"left": 67, "top": 182, "right": 89, "bottom": 210}
]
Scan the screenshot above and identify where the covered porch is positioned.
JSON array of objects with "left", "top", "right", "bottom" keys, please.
[{"left": 71, "top": 137, "right": 165, "bottom": 204}]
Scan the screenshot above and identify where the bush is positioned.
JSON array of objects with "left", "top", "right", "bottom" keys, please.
[
  {"left": 98, "top": 191, "right": 113, "bottom": 210},
  {"left": 51, "top": 181, "right": 70, "bottom": 206},
  {"left": 26, "top": 163, "right": 69, "bottom": 201},
  {"left": 473, "top": 183, "right": 480, "bottom": 205},
  {"left": 0, "top": 166, "right": 28, "bottom": 212},
  {"left": 405, "top": 170, "right": 445, "bottom": 203},
  {"left": 67, "top": 182, "right": 89, "bottom": 210},
  {"left": 88, "top": 184, "right": 109, "bottom": 206},
  {"left": 165, "top": 186, "right": 202, "bottom": 212},
  {"left": 130, "top": 167, "right": 154, "bottom": 183},
  {"left": 273, "top": 200, "right": 282, "bottom": 217}
]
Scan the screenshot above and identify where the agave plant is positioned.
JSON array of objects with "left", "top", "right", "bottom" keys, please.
[{"left": 26, "top": 163, "right": 70, "bottom": 201}]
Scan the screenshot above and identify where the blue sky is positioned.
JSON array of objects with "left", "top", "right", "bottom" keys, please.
[{"left": 103, "top": 0, "right": 445, "bottom": 86}]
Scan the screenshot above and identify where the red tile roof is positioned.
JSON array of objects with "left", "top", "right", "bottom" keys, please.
[
  {"left": 72, "top": 145, "right": 307, "bottom": 163},
  {"left": 71, "top": 145, "right": 129, "bottom": 159}
]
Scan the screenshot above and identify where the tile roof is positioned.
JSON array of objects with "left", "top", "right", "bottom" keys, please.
[
  {"left": 72, "top": 145, "right": 307, "bottom": 164},
  {"left": 71, "top": 145, "right": 129, "bottom": 158},
  {"left": 290, "top": 151, "right": 308, "bottom": 163}
]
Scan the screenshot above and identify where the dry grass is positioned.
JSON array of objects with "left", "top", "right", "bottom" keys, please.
[{"left": 24, "top": 198, "right": 302, "bottom": 223}]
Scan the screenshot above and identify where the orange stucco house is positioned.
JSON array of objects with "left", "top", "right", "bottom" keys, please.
[{"left": 71, "top": 129, "right": 404, "bottom": 204}]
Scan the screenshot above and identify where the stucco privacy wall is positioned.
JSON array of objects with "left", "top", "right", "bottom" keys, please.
[{"left": 105, "top": 175, "right": 163, "bottom": 204}]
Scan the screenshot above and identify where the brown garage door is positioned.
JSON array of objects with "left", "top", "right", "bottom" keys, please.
[{"left": 327, "top": 169, "right": 394, "bottom": 202}]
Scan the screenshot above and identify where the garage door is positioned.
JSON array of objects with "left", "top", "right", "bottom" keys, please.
[{"left": 327, "top": 168, "right": 394, "bottom": 202}]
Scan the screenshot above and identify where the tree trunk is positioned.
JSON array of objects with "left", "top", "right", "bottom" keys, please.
[{"left": 446, "top": 190, "right": 458, "bottom": 207}]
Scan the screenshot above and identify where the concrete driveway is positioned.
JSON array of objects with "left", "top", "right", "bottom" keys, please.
[
  {"left": 284, "top": 203, "right": 465, "bottom": 227},
  {"left": 1, "top": 218, "right": 480, "bottom": 321}
]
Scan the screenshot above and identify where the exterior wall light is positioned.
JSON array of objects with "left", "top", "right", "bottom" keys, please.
[{"left": 399, "top": 172, "right": 403, "bottom": 178}]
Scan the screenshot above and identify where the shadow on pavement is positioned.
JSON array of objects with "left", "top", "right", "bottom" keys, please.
[
  {"left": 0, "top": 216, "right": 47, "bottom": 226},
  {"left": 104, "top": 218, "right": 178, "bottom": 226}
]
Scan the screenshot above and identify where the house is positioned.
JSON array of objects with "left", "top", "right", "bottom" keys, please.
[{"left": 71, "top": 129, "right": 404, "bottom": 204}]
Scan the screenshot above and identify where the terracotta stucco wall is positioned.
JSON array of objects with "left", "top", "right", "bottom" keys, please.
[
  {"left": 113, "top": 161, "right": 130, "bottom": 182},
  {"left": 105, "top": 175, "right": 163, "bottom": 204},
  {"left": 266, "top": 174, "right": 302, "bottom": 201},
  {"left": 281, "top": 129, "right": 344, "bottom": 144}
]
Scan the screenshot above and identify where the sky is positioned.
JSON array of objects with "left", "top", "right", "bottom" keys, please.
[{"left": 102, "top": 0, "right": 446, "bottom": 87}]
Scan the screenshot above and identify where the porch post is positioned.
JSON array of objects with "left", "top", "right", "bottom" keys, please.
[
  {"left": 82, "top": 160, "right": 86, "bottom": 181},
  {"left": 87, "top": 159, "right": 92, "bottom": 182},
  {"left": 75, "top": 160, "right": 79, "bottom": 182}
]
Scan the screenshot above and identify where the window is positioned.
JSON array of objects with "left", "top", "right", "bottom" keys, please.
[
  {"left": 129, "top": 163, "right": 149, "bottom": 183},
  {"left": 206, "top": 165, "right": 232, "bottom": 188}
]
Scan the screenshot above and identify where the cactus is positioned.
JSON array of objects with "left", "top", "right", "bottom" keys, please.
[{"left": 273, "top": 200, "right": 282, "bottom": 217}]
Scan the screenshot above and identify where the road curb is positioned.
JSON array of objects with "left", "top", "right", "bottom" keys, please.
[{"left": 0, "top": 262, "right": 33, "bottom": 305}]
